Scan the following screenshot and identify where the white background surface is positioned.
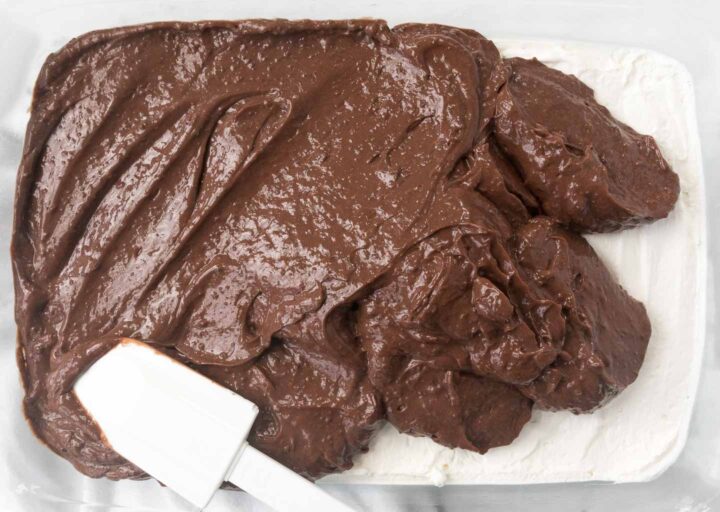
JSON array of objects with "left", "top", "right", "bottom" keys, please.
[{"left": 1, "top": 1, "right": 718, "bottom": 511}]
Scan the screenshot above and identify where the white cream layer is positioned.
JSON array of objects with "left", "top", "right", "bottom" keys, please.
[{"left": 320, "top": 40, "right": 706, "bottom": 485}]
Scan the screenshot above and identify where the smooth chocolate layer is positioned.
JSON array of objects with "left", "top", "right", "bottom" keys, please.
[{"left": 13, "top": 19, "right": 674, "bottom": 481}]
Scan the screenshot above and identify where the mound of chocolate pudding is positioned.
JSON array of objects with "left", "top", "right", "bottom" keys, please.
[{"left": 12, "top": 19, "right": 678, "bottom": 481}]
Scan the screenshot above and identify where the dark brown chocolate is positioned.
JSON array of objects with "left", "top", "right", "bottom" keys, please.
[
  {"left": 12, "top": 19, "right": 674, "bottom": 482},
  {"left": 495, "top": 57, "right": 680, "bottom": 232}
]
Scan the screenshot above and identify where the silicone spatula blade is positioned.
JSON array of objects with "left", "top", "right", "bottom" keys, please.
[{"left": 73, "top": 338, "right": 356, "bottom": 512}]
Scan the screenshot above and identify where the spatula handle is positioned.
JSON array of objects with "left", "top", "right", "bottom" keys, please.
[{"left": 228, "top": 444, "right": 357, "bottom": 512}]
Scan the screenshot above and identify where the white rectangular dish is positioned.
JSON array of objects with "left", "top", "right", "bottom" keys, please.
[{"left": 0, "top": 2, "right": 708, "bottom": 512}]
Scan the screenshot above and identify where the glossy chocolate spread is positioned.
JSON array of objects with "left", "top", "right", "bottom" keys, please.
[{"left": 12, "top": 19, "right": 678, "bottom": 481}]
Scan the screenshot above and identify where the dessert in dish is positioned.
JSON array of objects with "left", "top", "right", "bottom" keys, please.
[{"left": 12, "top": 19, "right": 679, "bottom": 482}]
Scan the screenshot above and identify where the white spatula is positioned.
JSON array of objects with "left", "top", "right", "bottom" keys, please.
[{"left": 73, "top": 338, "right": 357, "bottom": 512}]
